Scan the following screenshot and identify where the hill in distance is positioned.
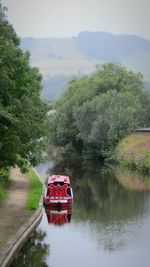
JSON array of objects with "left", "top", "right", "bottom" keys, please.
[{"left": 21, "top": 31, "right": 150, "bottom": 100}]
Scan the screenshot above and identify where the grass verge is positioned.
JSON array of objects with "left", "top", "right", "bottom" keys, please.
[
  {"left": 25, "top": 168, "right": 43, "bottom": 210},
  {"left": 0, "top": 168, "right": 10, "bottom": 204},
  {"left": 115, "top": 132, "right": 150, "bottom": 175}
]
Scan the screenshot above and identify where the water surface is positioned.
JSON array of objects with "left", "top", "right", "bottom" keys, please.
[{"left": 11, "top": 160, "right": 150, "bottom": 267}]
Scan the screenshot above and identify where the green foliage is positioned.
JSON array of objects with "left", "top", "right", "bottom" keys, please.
[
  {"left": 0, "top": 4, "right": 48, "bottom": 171},
  {"left": 75, "top": 91, "right": 142, "bottom": 151},
  {"left": 25, "top": 169, "right": 42, "bottom": 210},
  {"left": 0, "top": 187, "right": 5, "bottom": 203},
  {"left": 0, "top": 167, "right": 10, "bottom": 203},
  {"left": 0, "top": 3, "right": 19, "bottom": 45},
  {"left": 48, "top": 63, "right": 150, "bottom": 158}
]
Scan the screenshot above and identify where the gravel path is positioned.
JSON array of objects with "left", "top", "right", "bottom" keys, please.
[{"left": 0, "top": 168, "right": 33, "bottom": 258}]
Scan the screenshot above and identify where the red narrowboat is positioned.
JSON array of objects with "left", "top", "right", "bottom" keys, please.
[{"left": 43, "top": 175, "right": 73, "bottom": 207}]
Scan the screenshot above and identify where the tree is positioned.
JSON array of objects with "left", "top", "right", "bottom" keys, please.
[
  {"left": 0, "top": 4, "right": 48, "bottom": 171},
  {"left": 48, "top": 63, "right": 150, "bottom": 159}
]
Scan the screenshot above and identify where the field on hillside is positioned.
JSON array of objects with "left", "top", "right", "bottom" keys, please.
[
  {"left": 21, "top": 33, "right": 150, "bottom": 79},
  {"left": 21, "top": 37, "right": 99, "bottom": 77}
]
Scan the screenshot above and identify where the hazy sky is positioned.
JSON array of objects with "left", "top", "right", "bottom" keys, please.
[{"left": 2, "top": 0, "right": 150, "bottom": 40}]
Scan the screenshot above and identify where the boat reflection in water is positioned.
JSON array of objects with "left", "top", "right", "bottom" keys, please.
[{"left": 44, "top": 206, "right": 72, "bottom": 226}]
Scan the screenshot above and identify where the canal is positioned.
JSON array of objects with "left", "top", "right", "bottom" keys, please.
[{"left": 10, "top": 159, "right": 150, "bottom": 267}]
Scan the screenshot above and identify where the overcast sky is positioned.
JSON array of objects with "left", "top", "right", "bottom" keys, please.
[{"left": 2, "top": 0, "right": 150, "bottom": 40}]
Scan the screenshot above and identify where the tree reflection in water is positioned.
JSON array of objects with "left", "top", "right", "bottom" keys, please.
[
  {"left": 11, "top": 151, "right": 149, "bottom": 265},
  {"left": 10, "top": 230, "right": 49, "bottom": 267},
  {"left": 47, "top": 152, "right": 148, "bottom": 252},
  {"left": 49, "top": 153, "right": 146, "bottom": 223}
]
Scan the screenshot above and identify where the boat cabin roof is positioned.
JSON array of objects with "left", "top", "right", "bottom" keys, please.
[{"left": 47, "top": 175, "right": 70, "bottom": 186}]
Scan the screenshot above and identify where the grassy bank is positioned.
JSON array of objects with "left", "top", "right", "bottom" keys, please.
[
  {"left": 0, "top": 169, "right": 10, "bottom": 204},
  {"left": 115, "top": 132, "right": 150, "bottom": 174},
  {"left": 25, "top": 168, "right": 43, "bottom": 210},
  {"left": 0, "top": 168, "right": 10, "bottom": 204}
]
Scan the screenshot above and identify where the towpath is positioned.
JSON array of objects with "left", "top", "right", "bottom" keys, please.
[{"left": 0, "top": 167, "right": 33, "bottom": 263}]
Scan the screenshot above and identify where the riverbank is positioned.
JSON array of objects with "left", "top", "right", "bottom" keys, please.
[
  {"left": 0, "top": 167, "right": 43, "bottom": 267},
  {"left": 115, "top": 132, "right": 150, "bottom": 175}
]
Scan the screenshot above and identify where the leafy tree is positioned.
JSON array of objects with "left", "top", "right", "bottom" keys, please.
[
  {"left": 0, "top": 3, "right": 19, "bottom": 45},
  {"left": 0, "top": 4, "right": 48, "bottom": 171},
  {"left": 48, "top": 63, "right": 150, "bottom": 159}
]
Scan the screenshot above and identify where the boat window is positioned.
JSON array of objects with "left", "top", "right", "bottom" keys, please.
[
  {"left": 47, "top": 187, "right": 51, "bottom": 196},
  {"left": 54, "top": 182, "right": 64, "bottom": 186},
  {"left": 67, "top": 187, "right": 72, "bottom": 196}
]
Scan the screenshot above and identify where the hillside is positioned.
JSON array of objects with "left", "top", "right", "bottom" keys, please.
[
  {"left": 20, "top": 32, "right": 150, "bottom": 100},
  {"left": 21, "top": 36, "right": 98, "bottom": 77},
  {"left": 76, "top": 32, "right": 150, "bottom": 62}
]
